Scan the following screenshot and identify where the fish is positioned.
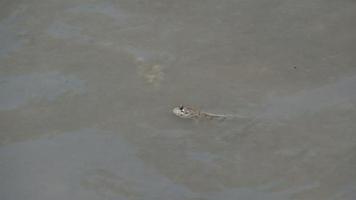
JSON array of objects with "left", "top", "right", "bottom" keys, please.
[{"left": 172, "top": 105, "right": 244, "bottom": 121}]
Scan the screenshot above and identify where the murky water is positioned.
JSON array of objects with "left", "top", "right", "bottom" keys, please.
[{"left": 1, "top": 0, "right": 356, "bottom": 199}]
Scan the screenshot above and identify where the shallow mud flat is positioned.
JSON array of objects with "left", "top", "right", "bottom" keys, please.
[{"left": 0, "top": 0, "right": 356, "bottom": 200}]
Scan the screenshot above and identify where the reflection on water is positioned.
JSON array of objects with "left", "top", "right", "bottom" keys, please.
[
  {"left": 0, "top": 0, "right": 356, "bottom": 199},
  {"left": 0, "top": 72, "right": 85, "bottom": 110},
  {"left": 0, "top": 128, "right": 321, "bottom": 200},
  {"left": 0, "top": 129, "right": 197, "bottom": 200},
  {"left": 80, "top": 168, "right": 141, "bottom": 199}
]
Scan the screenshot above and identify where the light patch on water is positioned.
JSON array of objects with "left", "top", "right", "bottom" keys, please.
[
  {"left": 262, "top": 75, "right": 356, "bottom": 120},
  {"left": 186, "top": 151, "right": 219, "bottom": 166},
  {"left": 205, "top": 187, "right": 288, "bottom": 200},
  {"left": 203, "top": 182, "right": 320, "bottom": 200},
  {"left": 332, "top": 185, "right": 356, "bottom": 200},
  {"left": 0, "top": 128, "right": 318, "bottom": 200},
  {"left": 0, "top": 5, "right": 27, "bottom": 58},
  {"left": 66, "top": 2, "right": 127, "bottom": 22},
  {"left": 137, "top": 63, "right": 164, "bottom": 88},
  {"left": 125, "top": 46, "right": 175, "bottom": 63},
  {"left": 0, "top": 72, "right": 85, "bottom": 110},
  {"left": 47, "top": 21, "right": 91, "bottom": 42},
  {"left": 124, "top": 46, "right": 175, "bottom": 88}
]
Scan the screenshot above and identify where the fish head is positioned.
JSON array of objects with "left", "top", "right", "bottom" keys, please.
[{"left": 172, "top": 105, "right": 198, "bottom": 119}]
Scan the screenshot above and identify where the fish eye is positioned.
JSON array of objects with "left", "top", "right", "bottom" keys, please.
[{"left": 179, "top": 105, "right": 184, "bottom": 110}]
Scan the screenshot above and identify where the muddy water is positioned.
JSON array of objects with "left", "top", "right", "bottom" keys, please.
[{"left": 1, "top": 0, "right": 356, "bottom": 199}]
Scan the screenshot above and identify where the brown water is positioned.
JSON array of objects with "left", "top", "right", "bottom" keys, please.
[{"left": 1, "top": 0, "right": 356, "bottom": 199}]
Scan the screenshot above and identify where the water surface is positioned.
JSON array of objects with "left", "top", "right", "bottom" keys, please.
[{"left": 0, "top": 0, "right": 356, "bottom": 199}]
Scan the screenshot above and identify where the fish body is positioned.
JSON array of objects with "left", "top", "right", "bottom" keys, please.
[{"left": 172, "top": 105, "right": 239, "bottom": 121}]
